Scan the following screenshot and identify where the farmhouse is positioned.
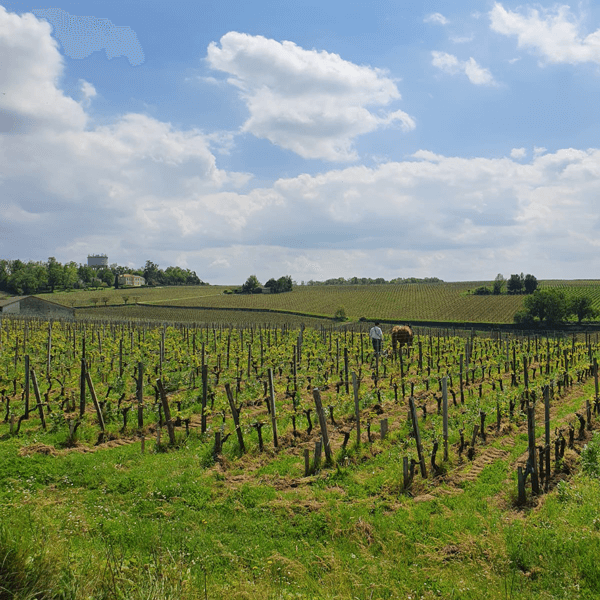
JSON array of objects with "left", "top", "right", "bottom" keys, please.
[
  {"left": 0, "top": 296, "right": 75, "bottom": 319},
  {"left": 118, "top": 274, "right": 145, "bottom": 287}
]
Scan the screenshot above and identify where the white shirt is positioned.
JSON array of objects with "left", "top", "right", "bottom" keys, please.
[{"left": 369, "top": 326, "right": 383, "bottom": 340}]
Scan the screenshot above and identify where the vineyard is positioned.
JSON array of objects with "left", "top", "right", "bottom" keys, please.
[
  {"left": 2, "top": 314, "right": 600, "bottom": 598},
  {"left": 39, "top": 279, "right": 600, "bottom": 325}
]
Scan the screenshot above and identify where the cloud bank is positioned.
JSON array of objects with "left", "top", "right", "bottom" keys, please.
[{"left": 1, "top": 7, "right": 599, "bottom": 283}]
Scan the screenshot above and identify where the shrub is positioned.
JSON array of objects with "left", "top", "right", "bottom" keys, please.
[
  {"left": 333, "top": 306, "right": 347, "bottom": 321},
  {"left": 473, "top": 286, "right": 491, "bottom": 295}
]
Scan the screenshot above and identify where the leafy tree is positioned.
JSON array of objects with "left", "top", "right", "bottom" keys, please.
[
  {"left": 507, "top": 273, "right": 524, "bottom": 294},
  {"left": 241, "top": 275, "right": 261, "bottom": 294},
  {"left": 77, "top": 265, "right": 94, "bottom": 287},
  {"left": 521, "top": 289, "right": 568, "bottom": 325},
  {"left": 98, "top": 268, "right": 115, "bottom": 287},
  {"left": 63, "top": 262, "right": 78, "bottom": 290},
  {"left": 569, "top": 296, "right": 598, "bottom": 323},
  {"left": 46, "top": 257, "right": 63, "bottom": 292},
  {"left": 523, "top": 274, "right": 538, "bottom": 294},
  {"left": 493, "top": 274, "right": 505, "bottom": 295}
]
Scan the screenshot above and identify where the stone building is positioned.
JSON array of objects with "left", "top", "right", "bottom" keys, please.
[{"left": 0, "top": 296, "right": 75, "bottom": 319}]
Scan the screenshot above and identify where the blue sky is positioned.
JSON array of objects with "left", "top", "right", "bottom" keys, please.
[{"left": 1, "top": 1, "right": 599, "bottom": 284}]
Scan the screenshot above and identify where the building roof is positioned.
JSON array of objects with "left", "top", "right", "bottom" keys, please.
[
  {"left": 0, "top": 295, "right": 73, "bottom": 310},
  {"left": 0, "top": 296, "right": 26, "bottom": 308}
]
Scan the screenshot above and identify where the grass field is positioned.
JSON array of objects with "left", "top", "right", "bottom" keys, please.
[{"left": 42, "top": 280, "right": 600, "bottom": 325}]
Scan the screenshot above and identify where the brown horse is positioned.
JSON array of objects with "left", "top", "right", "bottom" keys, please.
[{"left": 391, "top": 325, "right": 413, "bottom": 352}]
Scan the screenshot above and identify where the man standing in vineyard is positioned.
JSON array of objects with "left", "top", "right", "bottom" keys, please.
[{"left": 369, "top": 322, "right": 383, "bottom": 356}]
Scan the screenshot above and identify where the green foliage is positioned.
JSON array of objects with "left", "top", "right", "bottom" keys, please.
[
  {"left": 520, "top": 289, "right": 568, "bottom": 324},
  {"left": 569, "top": 295, "right": 598, "bottom": 323},
  {"left": 473, "top": 286, "right": 492, "bottom": 295},
  {"left": 264, "top": 275, "right": 293, "bottom": 293},
  {"left": 582, "top": 433, "right": 600, "bottom": 478},
  {"left": 241, "top": 274, "right": 261, "bottom": 294},
  {"left": 492, "top": 273, "right": 505, "bottom": 295},
  {"left": 333, "top": 305, "right": 347, "bottom": 321},
  {"left": 523, "top": 273, "right": 538, "bottom": 294},
  {"left": 506, "top": 273, "right": 524, "bottom": 294}
]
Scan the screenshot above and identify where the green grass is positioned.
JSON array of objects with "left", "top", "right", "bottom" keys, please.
[{"left": 1, "top": 381, "right": 600, "bottom": 599}]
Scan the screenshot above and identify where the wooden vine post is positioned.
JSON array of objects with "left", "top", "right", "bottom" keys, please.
[
  {"left": 527, "top": 405, "right": 539, "bottom": 495},
  {"left": 352, "top": 372, "right": 361, "bottom": 446},
  {"left": 409, "top": 396, "right": 428, "bottom": 478},
  {"left": 225, "top": 383, "right": 246, "bottom": 453},
  {"left": 136, "top": 362, "right": 144, "bottom": 428},
  {"left": 156, "top": 379, "right": 176, "bottom": 445},
  {"left": 312, "top": 388, "right": 332, "bottom": 464},
  {"left": 544, "top": 385, "right": 551, "bottom": 492},
  {"left": 594, "top": 358, "right": 599, "bottom": 402},
  {"left": 24, "top": 354, "right": 30, "bottom": 419},
  {"left": 268, "top": 368, "right": 278, "bottom": 448},
  {"left": 85, "top": 371, "right": 105, "bottom": 434},
  {"left": 30, "top": 369, "right": 46, "bottom": 430},
  {"left": 442, "top": 376, "right": 449, "bottom": 461},
  {"left": 201, "top": 364, "right": 208, "bottom": 434}
]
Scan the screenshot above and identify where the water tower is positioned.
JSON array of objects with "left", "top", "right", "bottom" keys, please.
[{"left": 87, "top": 254, "right": 108, "bottom": 268}]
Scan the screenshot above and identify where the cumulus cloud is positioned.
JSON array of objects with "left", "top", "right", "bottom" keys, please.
[
  {"left": 431, "top": 51, "right": 497, "bottom": 85},
  {"left": 424, "top": 13, "right": 449, "bottom": 25},
  {"left": 510, "top": 147, "right": 526, "bottom": 159},
  {"left": 490, "top": 2, "right": 600, "bottom": 65},
  {"left": 206, "top": 32, "right": 415, "bottom": 161}
]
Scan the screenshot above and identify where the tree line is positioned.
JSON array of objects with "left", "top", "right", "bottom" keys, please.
[
  {"left": 0, "top": 258, "right": 206, "bottom": 295},
  {"left": 473, "top": 273, "right": 539, "bottom": 295},
  {"left": 304, "top": 276, "right": 443, "bottom": 286},
  {"left": 232, "top": 275, "right": 293, "bottom": 294}
]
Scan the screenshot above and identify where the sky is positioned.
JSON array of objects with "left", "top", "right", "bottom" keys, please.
[{"left": 1, "top": 0, "right": 599, "bottom": 285}]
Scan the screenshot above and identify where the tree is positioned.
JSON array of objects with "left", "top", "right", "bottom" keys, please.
[
  {"left": 507, "top": 274, "right": 524, "bottom": 294},
  {"left": 63, "top": 262, "right": 78, "bottom": 290},
  {"left": 241, "top": 275, "right": 261, "bottom": 294},
  {"left": 493, "top": 274, "right": 505, "bottom": 295},
  {"left": 569, "top": 296, "right": 598, "bottom": 323},
  {"left": 523, "top": 274, "right": 538, "bottom": 294},
  {"left": 521, "top": 289, "right": 568, "bottom": 325},
  {"left": 46, "top": 257, "right": 63, "bottom": 292},
  {"left": 78, "top": 265, "right": 94, "bottom": 288}
]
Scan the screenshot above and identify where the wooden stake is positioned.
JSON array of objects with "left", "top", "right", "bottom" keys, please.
[
  {"left": 312, "top": 388, "right": 332, "bottom": 464},
  {"left": 268, "top": 368, "right": 278, "bottom": 448},
  {"left": 352, "top": 372, "right": 361, "bottom": 446},
  {"left": 409, "top": 396, "right": 427, "bottom": 478},
  {"left": 225, "top": 383, "right": 246, "bottom": 453},
  {"left": 156, "top": 379, "right": 176, "bottom": 445}
]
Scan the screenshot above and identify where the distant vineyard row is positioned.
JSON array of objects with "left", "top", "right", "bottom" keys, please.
[{"left": 38, "top": 280, "right": 600, "bottom": 325}]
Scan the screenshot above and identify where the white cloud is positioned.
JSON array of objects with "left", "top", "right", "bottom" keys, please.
[
  {"left": 510, "top": 147, "right": 526, "bottom": 159},
  {"left": 0, "top": 6, "right": 87, "bottom": 131},
  {"left": 2, "top": 6, "right": 600, "bottom": 283},
  {"left": 533, "top": 146, "right": 547, "bottom": 156},
  {"left": 431, "top": 51, "right": 497, "bottom": 85},
  {"left": 206, "top": 32, "right": 414, "bottom": 161},
  {"left": 490, "top": 2, "right": 600, "bottom": 65},
  {"left": 424, "top": 13, "right": 449, "bottom": 26}
]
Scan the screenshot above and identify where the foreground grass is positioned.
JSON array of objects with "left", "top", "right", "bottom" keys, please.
[{"left": 2, "top": 399, "right": 600, "bottom": 599}]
